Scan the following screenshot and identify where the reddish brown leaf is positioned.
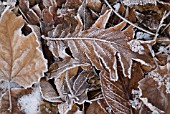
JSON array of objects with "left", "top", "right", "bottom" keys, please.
[{"left": 101, "top": 62, "right": 143, "bottom": 113}]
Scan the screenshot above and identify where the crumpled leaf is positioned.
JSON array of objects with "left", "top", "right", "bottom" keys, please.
[
  {"left": 0, "top": 9, "right": 47, "bottom": 88},
  {"left": 63, "top": 70, "right": 95, "bottom": 104}
]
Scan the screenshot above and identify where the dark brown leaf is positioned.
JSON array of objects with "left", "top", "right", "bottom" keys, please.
[{"left": 101, "top": 62, "right": 143, "bottom": 113}]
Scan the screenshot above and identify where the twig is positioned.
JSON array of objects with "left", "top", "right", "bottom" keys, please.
[
  {"left": 104, "top": 0, "right": 155, "bottom": 35},
  {"left": 154, "top": 11, "right": 170, "bottom": 40}
]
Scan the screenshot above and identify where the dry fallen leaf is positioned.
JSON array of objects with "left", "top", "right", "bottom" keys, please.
[
  {"left": 0, "top": 8, "right": 47, "bottom": 111},
  {"left": 138, "top": 57, "right": 170, "bottom": 113},
  {"left": 0, "top": 8, "right": 47, "bottom": 88},
  {"left": 101, "top": 62, "right": 144, "bottom": 114},
  {"left": 46, "top": 9, "right": 155, "bottom": 81}
]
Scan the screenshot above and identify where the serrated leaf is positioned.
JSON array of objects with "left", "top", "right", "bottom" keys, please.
[
  {"left": 46, "top": 9, "right": 155, "bottom": 81},
  {"left": 0, "top": 9, "right": 47, "bottom": 88}
]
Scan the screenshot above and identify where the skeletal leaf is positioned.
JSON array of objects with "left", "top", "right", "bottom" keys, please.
[{"left": 0, "top": 9, "right": 47, "bottom": 88}]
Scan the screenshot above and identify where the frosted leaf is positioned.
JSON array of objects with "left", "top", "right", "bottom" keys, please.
[
  {"left": 0, "top": 9, "right": 47, "bottom": 88},
  {"left": 123, "top": 0, "right": 157, "bottom": 6},
  {"left": 165, "top": 77, "right": 170, "bottom": 93},
  {"left": 130, "top": 89, "right": 142, "bottom": 109}
]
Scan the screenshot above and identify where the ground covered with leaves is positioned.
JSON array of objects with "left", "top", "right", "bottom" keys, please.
[{"left": 0, "top": 0, "right": 170, "bottom": 114}]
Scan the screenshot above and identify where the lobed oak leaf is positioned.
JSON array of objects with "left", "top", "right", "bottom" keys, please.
[{"left": 0, "top": 9, "right": 47, "bottom": 88}]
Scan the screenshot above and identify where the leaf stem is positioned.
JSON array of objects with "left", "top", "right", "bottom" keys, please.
[{"left": 7, "top": 81, "right": 12, "bottom": 112}]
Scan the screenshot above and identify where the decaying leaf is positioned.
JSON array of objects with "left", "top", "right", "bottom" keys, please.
[{"left": 0, "top": 8, "right": 47, "bottom": 88}]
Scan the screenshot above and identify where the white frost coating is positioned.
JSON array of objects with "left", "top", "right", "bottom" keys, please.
[
  {"left": 113, "top": 3, "right": 120, "bottom": 12},
  {"left": 130, "top": 89, "right": 142, "bottom": 109},
  {"left": 128, "top": 40, "right": 145, "bottom": 54},
  {"left": 136, "top": 32, "right": 152, "bottom": 40},
  {"left": 165, "top": 77, "right": 170, "bottom": 94},
  {"left": 157, "top": 45, "right": 170, "bottom": 55},
  {"left": 148, "top": 71, "right": 164, "bottom": 87},
  {"left": 140, "top": 98, "right": 164, "bottom": 113},
  {"left": 18, "top": 88, "right": 42, "bottom": 114}
]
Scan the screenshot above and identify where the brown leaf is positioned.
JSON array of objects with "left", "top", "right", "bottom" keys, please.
[
  {"left": 86, "top": 100, "right": 109, "bottom": 114},
  {"left": 101, "top": 62, "right": 143, "bottom": 113},
  {"left": 138, "top": 58, "right": 170, "bottom": 113},
  {"left": 46, "top": 9, "right": 155, "bottom": 81},
  {"left": 40, "top": 78, "right": 62, "bottom": 102},
  {"left": 86, "top": 0, "right": 102, "bottom": 12},
  {"left": 0, "top": 9, "right": 47, "bottom": 88}
]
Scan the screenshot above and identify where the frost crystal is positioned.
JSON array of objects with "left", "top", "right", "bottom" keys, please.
[
  {"left": 18, "top": 88, "right": 42, "bottom": 114},
  {"left": 148, "top": 71, "right": 164, "bottom": 87},
  {"left": 130, "top": 89, "right": 142, "bottom": 109},
  {"left": 165, "top": 77, "right": 170, "bottom": 94},
  {"left": 136, "top": 32, "right": 152, "bottom": 40},
  {"left": 158, "top": 45, "right": 170, "bottom": 55},
  {"left": 128, "top": 40, "right": 145, "bottom": 54}
]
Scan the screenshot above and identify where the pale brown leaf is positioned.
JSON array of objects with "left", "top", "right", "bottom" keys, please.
[{"left": 0, "top": 9, "right": 47, "bottom": 88}]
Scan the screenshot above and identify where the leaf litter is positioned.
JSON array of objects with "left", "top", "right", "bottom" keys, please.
[{"left": 0, "top": 0, "right": 170, "bottom": 114}]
